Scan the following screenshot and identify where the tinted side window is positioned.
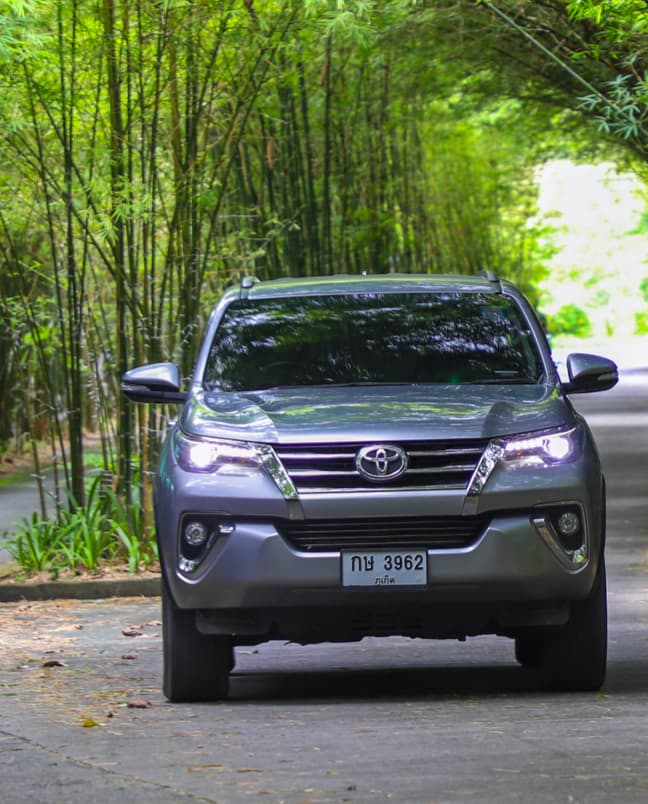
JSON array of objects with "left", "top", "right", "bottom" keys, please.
[{"left": 203, "top": 293, "right": 543, "bottom": 392}]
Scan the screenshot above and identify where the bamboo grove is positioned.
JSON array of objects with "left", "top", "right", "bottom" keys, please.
[{"left": 1, "top": 0, "right": 645, "bottom": 548}]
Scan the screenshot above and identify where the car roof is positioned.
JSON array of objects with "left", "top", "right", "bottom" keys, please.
[{"left": 223, "top": 273, "right": 513, "bottom": 301}]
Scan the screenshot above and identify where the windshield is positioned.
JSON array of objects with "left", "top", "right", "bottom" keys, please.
[{"left": 203, "top": 292, "right": 544, "bottom": 392}]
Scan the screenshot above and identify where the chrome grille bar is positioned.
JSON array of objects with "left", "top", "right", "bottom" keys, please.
[{"left": 274, "top": 439, "right": 488, "bottom": 494}]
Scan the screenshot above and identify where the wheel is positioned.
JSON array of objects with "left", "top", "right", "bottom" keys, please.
[
  {"left": 161, "top": 576, "right": 233, "bottom": 702},
  {"left": 516, "top": 558, "right": 607, "bottom": 692}
]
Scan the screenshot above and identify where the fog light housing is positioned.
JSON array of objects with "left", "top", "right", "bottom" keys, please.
[
  {"left": 533, "top": 504, "right": 588, "bottom": 568},
  {"left": 184, "top": 521, "right": 208, "bottom": 547},
  {"left": 548, "top": 506, "right": 583, "bottom": 551},
  {"left": 178, "top": 515, "right": 235, "bottom": 573}
]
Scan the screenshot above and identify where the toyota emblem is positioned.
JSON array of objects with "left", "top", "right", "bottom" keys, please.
[{"left": 355, "top": 444, "right": 408, "bottom": 482}]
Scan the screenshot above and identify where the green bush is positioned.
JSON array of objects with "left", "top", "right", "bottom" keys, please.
[
  {"left": 548, "top": 304, "right": 593, "bottom": 338},
  {"left": 0, "top": 474, "right": 156, "bottom": 577},
  {"left": 1, "top": 514, "right": 64, "bottom": 574}
]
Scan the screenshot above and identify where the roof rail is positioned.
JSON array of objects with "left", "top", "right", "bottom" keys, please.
[
  {"left": 239, "top": 275, "right": 259, "bottom": 298},
  {"left": 478, "top": 269, "right": 502, "bottom": 292}
]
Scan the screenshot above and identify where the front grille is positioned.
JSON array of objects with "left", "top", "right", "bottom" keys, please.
[
  {"left": 275, "top": 440, "right": 487, "bottom": 494},
  {"left": 277, "top": 514, "right": 490, "bottom": 552}
]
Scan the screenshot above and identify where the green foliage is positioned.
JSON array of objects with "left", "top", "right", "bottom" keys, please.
[
  {"left": 0, "top": 0, "right": 47, "bottom": 62},
  {"left": 0, "top": 0, "right": 620, "bottom": 528},
  {"left": 640, "top": 276, "right": 648, "bottom": 302},
  {"left": 628, "top": 210, "right": 648, "bottom": 235},
  {"left": 635, "top": 274, "right": 648, "bottom": 336},
  {"left": 57, "top": 475, "right": 116, "bottom": 573},
  {"left": 106, "top": 487, "right": 158, "bottom": 573},
  {"left": 579, "top": 74, "right": 646, "bottom": 141},
  {"left": 476, "top": 0, "right": 648, "bottom": 158},
  {"left": 548, "top": 304, "right": 594, "bottom": 338},
  {"left": 635, "top": 310, "right": 648, "bottom": 335},
  {"left": 1, "top": 514, "right": 64, "bottom": 574},
  {"left": 0, "top": 474, "right": 155, "bottom": 576}
]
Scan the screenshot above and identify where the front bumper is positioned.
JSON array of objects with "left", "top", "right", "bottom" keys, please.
[
  {"left": 164, "top": 509, "right": 598, "bottom": 608},
  {"left": 155, "top": 429, "right": 605, "bottom": 641}
]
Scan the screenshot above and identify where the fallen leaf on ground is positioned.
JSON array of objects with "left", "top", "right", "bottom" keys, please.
[
  {"left": 127, "top": 699, "right": 152, "bottom": 709},
  {"left": 82, "top": 718, "right": 101, "bottom": 728},
  {"left": 42, "top": 659, "right": 65, "bottom": 668},
  {"left": 121, "top": 654, "right": 137, "bottom": 660},
  {"left": 122, "top": 626, "right": 143, "bottom": 637}
]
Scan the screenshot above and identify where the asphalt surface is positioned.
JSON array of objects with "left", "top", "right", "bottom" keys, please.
[{"left": 0, "top": 370, "right": 647, "bottom": 801}]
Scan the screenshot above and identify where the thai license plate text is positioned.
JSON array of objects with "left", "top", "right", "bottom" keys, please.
[{"left": 342, "top": 550, "right": 427, "bottom": 587}]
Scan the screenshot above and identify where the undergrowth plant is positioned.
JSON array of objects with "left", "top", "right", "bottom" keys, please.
[
  {"left": 1, "top": 473, "right": 156, "bottom": 577},
  {"left": 57, "top": 475, "right": 117, "bottom": 572},
  {"left": 107, "top": 488, "right": 158, "bottom": 573},
  {"left": 1, "top": 513, "right": 64, "bottom": 574}
]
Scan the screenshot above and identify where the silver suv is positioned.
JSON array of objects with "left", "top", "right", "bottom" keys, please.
[{"left": 122, "top": 274, "right": 618, "bottom": 701}]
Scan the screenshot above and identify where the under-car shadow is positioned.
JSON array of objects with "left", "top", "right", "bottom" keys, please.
[
  {"left": 227, "top": 663, "right": 553, "bottom": 702},
  {"left": 219, "top": 626, "right": 648, "bottom": 702}
]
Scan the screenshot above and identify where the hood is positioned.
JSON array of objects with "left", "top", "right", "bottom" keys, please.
[{"left": 179, "top": 384, "right": 573, "bottom": 444}]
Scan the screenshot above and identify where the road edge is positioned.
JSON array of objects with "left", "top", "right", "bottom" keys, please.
[{"left": 0, "top": 576, "right": 160, "bottom": 603}]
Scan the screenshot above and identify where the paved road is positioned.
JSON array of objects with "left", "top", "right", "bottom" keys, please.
[
  {"left": 0, "top": 468, "right": 51, "bottom": 530},
  {"left": 0, "top": 373, "right": 647, "bottom": 802}
]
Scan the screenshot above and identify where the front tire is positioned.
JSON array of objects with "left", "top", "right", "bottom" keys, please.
[
  {"left": 515, "top": 558, "right": 607, "bottom": 692},
  {"left": 162, "top": 576, "right": 233, "bottom": 702}
]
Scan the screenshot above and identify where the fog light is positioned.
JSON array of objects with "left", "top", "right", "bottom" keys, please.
[
  {"left": 184, "top": 521, "right": 208, "bottom": 547},
  {"left": 547, "top": 506, "right": 584, "bottom": 552},
  {"left": 533, "top": 505, "right": 588, "bottom": 568},
  {"left": 556, "top": 511, "right": 580, "bottom": 539}
]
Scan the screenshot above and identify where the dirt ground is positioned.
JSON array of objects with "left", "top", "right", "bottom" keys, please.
[
  {"left": 0, "top": 439, "right": 59, "bottom": 478},
  {"left": 0, "top": 595, "right": 163, "bottom": 728}
]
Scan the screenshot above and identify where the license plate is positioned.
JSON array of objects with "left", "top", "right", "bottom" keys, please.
[{"left": 342, "top": 550, "right": 427, "bottom": 587}]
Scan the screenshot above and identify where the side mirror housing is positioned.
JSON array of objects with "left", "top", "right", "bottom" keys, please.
[
  {"left": 562, "top": 353, "right": 618, "bottom": 395},
  {"left": 121, "top": 362, "right": 187, "bottom": 404}
]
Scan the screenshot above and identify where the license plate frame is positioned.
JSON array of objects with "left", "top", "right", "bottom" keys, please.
[{"left": 341, "top": 549, "right": 428, "bottom": 588}]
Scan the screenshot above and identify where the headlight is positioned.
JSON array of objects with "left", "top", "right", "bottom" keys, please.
[
  {"left": 465, "top": 426, "right": 583, "bottom": 513},
  {"left": 173, "top": 431, "right": 261, "bottom": 473},
  {"left": 172, "top": 432, "right": 299, "bottom": 498},
  {"left": 501, "top": 427, "right": 579, "bottom": 467}
]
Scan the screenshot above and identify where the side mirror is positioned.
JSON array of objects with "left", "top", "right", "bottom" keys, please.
[
  {"left": 562, "top": 353, "right": 618, "bottom": 395},
  {"left": 121, "top": 362, "right": 187, "bottom": 404}
]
